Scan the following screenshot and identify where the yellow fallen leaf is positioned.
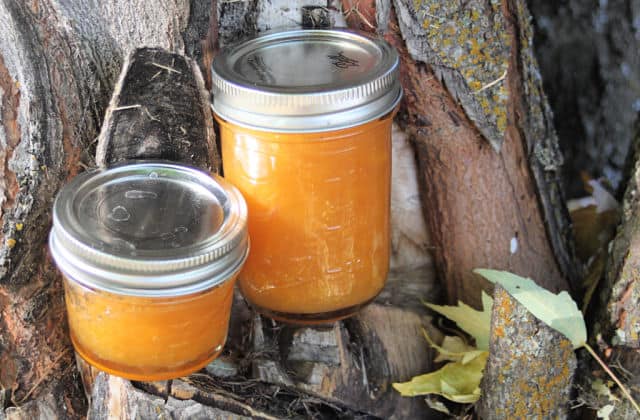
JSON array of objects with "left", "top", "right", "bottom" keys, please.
[
  {"left": 393, "top": 351, "right": 488, "bottom": 403},
  {"left": 422, "top": 330, "right": 485, "bottom": 364},
  {"left": 424, "top": 291, "right": 492, "bottom": 350}
]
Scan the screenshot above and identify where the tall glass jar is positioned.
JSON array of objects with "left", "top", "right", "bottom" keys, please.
[
  {"left": 49, "top": 163, "right": 248, "bottom": 380},
  {"left": 211, "top": 29, "right": 401, "bottom": 324}
]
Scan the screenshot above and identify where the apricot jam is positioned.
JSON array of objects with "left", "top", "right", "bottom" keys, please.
[
  {"left": 49, "top": 163, "right": 248, "bottom": 380},
  {"left": 211, "top": 29, "right": 401, "bottom": 323}
]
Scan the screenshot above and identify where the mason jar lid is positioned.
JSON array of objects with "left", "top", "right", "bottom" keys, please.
[
  {"left": 49, "top": 162, "right": 248, "bottom": 297},
  {"left": 210, "top": 28, "right": 402, "bottom": 132}
]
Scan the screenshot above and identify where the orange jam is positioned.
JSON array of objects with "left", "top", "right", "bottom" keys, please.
[
  {"left": 50, "top": 163, "right": 248, "bottom": 380},
  {"left": 211, "top": 29, "right": 401, "bottom": 323},
  {"left": 64, "top": 274, "right": 237, "bottom": 381},
  {"left": 218, "top": 116, "right": 392, "bottom": 321}
]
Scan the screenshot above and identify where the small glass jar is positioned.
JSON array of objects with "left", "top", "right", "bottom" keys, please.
[
  {"left": 49, "top": 163, "right": 248, "bottom": 380},
  {"left": 211, "top": 29, "right": 401, "bottom": 323}
]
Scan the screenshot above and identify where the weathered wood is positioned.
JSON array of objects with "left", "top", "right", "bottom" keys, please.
[
  {"left": 479, "top": 285, "right": 576, "bottom": 419},
  {"left": 95, "top": 48, "right": 219, "bottom": 170},
  {"left": 351, "top": 0, "right": 578, "bottom": 308},
  {"left": 89, "top": 373, "right": 252, "bottom": 420},
  {"left": 0, "top": 0, "right": 216, "bottom": 416}
]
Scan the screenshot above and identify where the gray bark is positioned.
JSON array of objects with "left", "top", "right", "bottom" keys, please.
[
  {"left": 529, "top": 0, "right": 640, "bottom": 198},
  {"left": 479, "top": 285, "right": 576, "bottom": 419},
  {"left": 580, "top": 134, "right": 640, "bottom": 418}
]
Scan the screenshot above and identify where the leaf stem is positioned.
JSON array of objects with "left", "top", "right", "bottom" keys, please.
[{"left": 584, "top": 343, "right": 640, "bottom": 415}]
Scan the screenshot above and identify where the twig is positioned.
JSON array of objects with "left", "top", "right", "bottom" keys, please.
[
  {"left": 474, "top": 70, "right": 508, "bottom": 94},
  {"left": 143, "top": 107, "right": 160, "bottom": 122},
  {"left": 112, "top": 104, "right": 141, "bottom": 111},
  {"left": 585, "top": 343, "right": 640, "bottom": 415},
  {"left": 342, "top": 0, "right": 375, "bottom": 29},
  {"left": 17, "top": 347, "right": 70, "bottom": 404},
  {"left": 149, "top": 62, "right": 182, "bottom": 74}
]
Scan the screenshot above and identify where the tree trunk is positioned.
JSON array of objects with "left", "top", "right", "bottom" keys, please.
[
  {"left": 1, "top": 0, "right": 586, "bottom": 418},
  {"left": 351, "top": 0, "right": 579, "bottom": 308},
  {"left": 0, "top": 0, "right": 215, "bottom": 416},
  {"left": 580, "top": 133, "right": 640, "bottom": 418},
  {"left": 528, "top": 0, "right": 640, "bottom": 198}
]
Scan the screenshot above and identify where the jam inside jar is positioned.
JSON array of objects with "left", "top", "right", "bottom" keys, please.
[
  {"left": 211, "top": 29, "right": 402, "bottom": 323},
  {"left": 49, "top": 163, "right": 248, "bottom": 380}
]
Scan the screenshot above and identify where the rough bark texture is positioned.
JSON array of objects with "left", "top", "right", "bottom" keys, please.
[
  {"left": 95, "top": 47, "right": 219, "bottom": 170},
  {"left": 529, "top": 0, "right": 640, "bottom": 198},
  {"left": 0, "top": 0, "right": 217, "bottom": 416},
  {"left": 585, "top": 134, "right": 640, "bottom": 417},
  {"left": 89, "top": 373, "right": 253, "bottom": 420},
  {"left": 357, "top": 0, "right": 578, "bottom": 308},
  {"left": 479, "top": 285, "right": 577, "bottom": 419}
]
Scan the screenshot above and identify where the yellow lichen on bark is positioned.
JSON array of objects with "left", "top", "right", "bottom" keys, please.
[{"left": 415, "top": 0, "right": 509, "bottom": 136}]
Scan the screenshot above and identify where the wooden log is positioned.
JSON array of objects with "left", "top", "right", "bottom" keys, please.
[
  {"left": 361, "top": 0, "right": 580, "bottom": 308},
  {"left": 0, "top": 0, "right": 216, "bottom": 416},
  {"left": 95, "top": 47, "right": 219, "bottom": 170},
  {"left": 88, "top": 373, "right": 255, "bottom": 420},
  {"left": 479, "top": 285, "right": 576, "bottom": 419}
]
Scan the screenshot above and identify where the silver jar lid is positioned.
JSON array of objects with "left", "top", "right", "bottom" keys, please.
[
  {"left": 49, "top": 162, "right": 248, "bottom": 297},
  {"left": 210, "top": 29, "right": 402, "bottom": 132}
]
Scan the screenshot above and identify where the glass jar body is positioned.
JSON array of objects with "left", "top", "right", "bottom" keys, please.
[
  {"left": 218, "top": 115, "right": 392, "bottom": 323},
  {"left": 63, "top": 274, "right": 237, "bottom": 381}
]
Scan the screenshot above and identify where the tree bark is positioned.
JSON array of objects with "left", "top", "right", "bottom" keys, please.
[
  {"left": 0, "top": 0, "right": 216, "bottom": 416},
  {"left": 528, "top": 0, "right": 640, "bottom": 198},
  {"left": 582, "top": 133, "right": 640, "bottom": 418},
  {"left": 344, "top": 0, "right": 578, "bottom": 308},
  {"left": 479, "top": 285, "right": 576, "bottom": 419}
]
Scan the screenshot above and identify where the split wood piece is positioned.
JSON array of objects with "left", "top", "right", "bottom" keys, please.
[
  {"left": 88, "top": 373, "right": 252, "bottom": 420},
  {"left": 251, "top": 304, "right": 437, "bottom": 419},
  {"left": 479, "top": 285, "right": 576, "bottom": 419},
  {"left": 342, "top": 0, "right": 578, "bottom": 308},
  {"left": 95, "top": 47, "right": 219, "bottom": 171}
]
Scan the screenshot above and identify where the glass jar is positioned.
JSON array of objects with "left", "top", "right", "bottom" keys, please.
[
  {"left": 49, "top": 163, "right": 248, "bottom": 380},
  {"left": 211, "top": 29, "right": 401, "bottom": 324}
]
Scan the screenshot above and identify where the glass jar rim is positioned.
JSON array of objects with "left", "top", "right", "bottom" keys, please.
[
  {"left": 49, "top": 162, "right": 249, "bottom": 296},
  {"left": 210, "top": 28, "right": 402, "bottom": 132}
]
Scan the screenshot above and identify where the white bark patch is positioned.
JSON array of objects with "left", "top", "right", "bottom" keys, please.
[
  {"left": 256, "top": 0, "right": 346, "bottom": 31},
  {"left": 510, "top": 236, "right": 518, "bottom": 254},
  {"left": 390, "top": 123, "right": 432, "bottom": 270}
]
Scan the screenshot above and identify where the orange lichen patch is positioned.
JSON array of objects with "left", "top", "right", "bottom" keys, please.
[{"left": 493, "top": 290, "right": 514, "bottom": 325}]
